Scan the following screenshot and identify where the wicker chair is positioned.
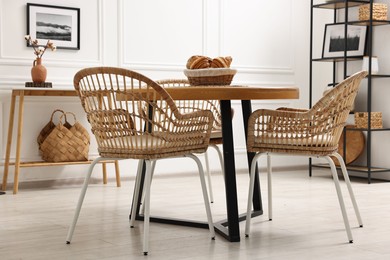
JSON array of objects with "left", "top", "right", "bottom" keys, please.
[
  {"left": 156, "top": 79, "right": 224, "bottom": 203},
  {"left": 245, "top": 71, "right": 367, "bottom": 243},
  {"left": 65, "top": 67, "right": 215, "bottom": 255}
]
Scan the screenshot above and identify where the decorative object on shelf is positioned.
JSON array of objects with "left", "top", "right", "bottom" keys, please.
[
  {"left": 38, "top": 110, "right": 90, "bottom": 162},
  {"left": 359, "top": 3, "right": 388, "bottom": 21},
  {"left": 184, "top": 55, "right": 236, "bottom": 85},
  {"left": 24, "top": 35, "right": 56, "bottom": 83},
  {"left": 362, "top": 56, "right": 379, "bottom": 74},
  {"left": 332, "top": 125, "right": 365, "bottom": 166},
  {"left": 27, "top": 3, "right": 80, "bottom": 50},
  {"left": 322, "top": 24, "right": 367, "bottom": 58},
  {"left": 355, "top": 112, "right": 383, "bottom": 129},
  {"left": 25, "top": 82, "right": 52, "bottom": 88}
]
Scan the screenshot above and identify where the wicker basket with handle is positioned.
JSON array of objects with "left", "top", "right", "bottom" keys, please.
[{"left": 39, "top": 111, "right": 90, "bottom": 162}]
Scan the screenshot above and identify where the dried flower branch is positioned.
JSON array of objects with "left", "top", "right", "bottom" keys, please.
[{"left": 24, "top": 35, "right": 56, "bottom": 58}]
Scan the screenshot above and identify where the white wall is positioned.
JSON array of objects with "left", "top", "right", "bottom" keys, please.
[{"left": 0, "top": 0, "right": 310, "bottom": 185}]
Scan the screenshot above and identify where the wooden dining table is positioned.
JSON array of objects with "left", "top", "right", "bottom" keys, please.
[{"left": 128, "top": 85, "right": 299, "bottom": 242}]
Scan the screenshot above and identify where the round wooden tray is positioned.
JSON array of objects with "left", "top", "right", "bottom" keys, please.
[{"left": 333, "top": 125, "right": 365, "bottom": 166}]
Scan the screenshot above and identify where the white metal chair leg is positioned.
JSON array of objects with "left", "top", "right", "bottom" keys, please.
[
  {"left": 142, "top": 160, "right": 153, "bottom": 255},
  {"left": 66, "top": 157, "right": 105, "bottom": 244},
  {"left": 267, "top": 153, "right": 272, "bottom": 221},
  {"left": 186, "top": 154, "right": 215, "bottom": 239},
  {"left": 211, "top": 144, "right": 225, "bottom": 179},
  {"left": 140, "top": 160, "right": 157, "bottom": 215},
  {"left": 324, "top": 156, "right": 353, "bottom": 243},
  {"left": 333, "top": 153, "right": 363, "bottom": 227},
  {"left": 130, "top": 159, "right": 144, "bottom": 228},
  {"left": 204, "top": 144, "right": 224, "bottom": 203},
  {"left": 245, "top": 153, "right": 263, "bottom": 237},
  {"left": 204, "top": 150, "right": 214, "bottom": 203}
]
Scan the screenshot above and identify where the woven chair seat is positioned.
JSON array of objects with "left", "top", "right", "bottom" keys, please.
[
  {"left": 98, "top": 134, "right": 208, "bottom": 159},
  {"left": 251, "top": 131, "right": 338, "bottom": 156}
]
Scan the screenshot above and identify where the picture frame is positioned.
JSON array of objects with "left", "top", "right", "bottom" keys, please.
[
  {"left": 322, "top": 24, "right": 367, "bottom": 58},
  {"left": 27, "top": 3, "right": 80, "bottom": 50}
]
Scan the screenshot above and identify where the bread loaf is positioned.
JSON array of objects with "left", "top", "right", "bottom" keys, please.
[
  {"left": 186, "top": 55, "right": 201, "bottom": 69},
  {"left": 211, "top": 57, "right": 230, "bottom": 68},
  {"left": 188, "top": 56, "right": 211, "bottom": 69},
  {"left": 186, "top": 55, "right": 232, "bottom": 69}
]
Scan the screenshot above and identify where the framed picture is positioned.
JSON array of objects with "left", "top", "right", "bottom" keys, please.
[
  {"left": 322, "top": 24, "right": 367, "bottom": 58},
  {"left": 27, "top": 3, "right": 80, "bottom": 50}
]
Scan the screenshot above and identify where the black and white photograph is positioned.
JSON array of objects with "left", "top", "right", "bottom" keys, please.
[
  {"left": 322, "top": 24, "right": 367, "bottom": 58},
  {"left": 27, "top": 3, "right": 80, "bottom": 50}
]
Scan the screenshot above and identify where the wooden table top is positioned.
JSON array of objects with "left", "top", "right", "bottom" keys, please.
[
  {"left": 12, "top": 85, "right": 299, "bottom": 100},
  {"left": 161, "top": 85, "right": 299, "bottom": 100}
]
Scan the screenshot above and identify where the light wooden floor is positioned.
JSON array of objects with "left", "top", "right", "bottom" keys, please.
[{"left": 1, "top": 166, "right": 389, "bottom": 259}]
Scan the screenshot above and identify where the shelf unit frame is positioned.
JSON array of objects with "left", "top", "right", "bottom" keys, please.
[{"left": 310, "top": 0, "right": 390, "bottom": 183}]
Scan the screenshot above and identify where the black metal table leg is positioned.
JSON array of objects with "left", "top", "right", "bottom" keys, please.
[
  {"left": 215, "top": 100, "right": 240, "bottom": 241},
  {"left": 241, "top": 100, "right": 263, "bottom": 212}
]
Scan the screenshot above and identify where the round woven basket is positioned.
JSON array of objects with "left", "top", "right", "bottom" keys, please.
[{"left": 183, "top": 68, "right": 237, "bottom": 86}]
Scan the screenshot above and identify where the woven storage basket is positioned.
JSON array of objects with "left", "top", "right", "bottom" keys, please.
[
  {"left": 355, "top": 112, "right": 383, "bottom": 129},
  {"left": 183, "top": 68, "right": 237, "bottom": 86},
  {"left": 38, "top": 111, "right": 90, "bottom": 162},
  {"left": 359, "top": 4, "right": 388, "bottom": 21},
  {"left": 37, "top": 109, "right": 72, "bottom": 147}
]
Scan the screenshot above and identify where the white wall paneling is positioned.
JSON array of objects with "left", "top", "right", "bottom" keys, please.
[
  {"left": 0, "top": 0, "right": 104, "bottom": 88},
  {"left": 0, "top": 0, "right": 309, "bottom": 185}
]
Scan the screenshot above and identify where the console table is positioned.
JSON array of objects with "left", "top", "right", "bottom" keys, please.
[{"left": 1, "top": 88, "right": 120, "bottom": 194}]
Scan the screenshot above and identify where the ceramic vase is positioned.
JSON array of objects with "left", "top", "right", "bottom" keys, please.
[{"left": 31, "top": 57, "right": 47, "bottom": 83}]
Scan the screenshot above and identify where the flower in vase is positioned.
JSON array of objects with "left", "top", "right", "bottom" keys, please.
[{"left": 24, "top": 35, "right": 56, "bottom": 59}]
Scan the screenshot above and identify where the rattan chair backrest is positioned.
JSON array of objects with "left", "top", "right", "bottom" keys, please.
[
  {"left": 156, "top": 79, "right": 222, "bottom": 131},
  {"left": 307, "top": 70, "right": 368, "bottom": 148},
  {"left": 73, "top": 67, "right": 213, "bottom": 159}
]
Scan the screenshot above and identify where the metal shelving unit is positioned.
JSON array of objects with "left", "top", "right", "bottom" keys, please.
[{"left": 310, "top": 0, "right": 390, "bottom": 183}]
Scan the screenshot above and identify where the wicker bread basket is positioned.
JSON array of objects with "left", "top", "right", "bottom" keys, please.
[{"left": 184, "top": 68, "right": 237, "bottom": 86}]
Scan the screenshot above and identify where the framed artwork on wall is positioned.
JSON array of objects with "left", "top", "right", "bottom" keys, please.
[
  {"left": 27, "top": 3, "right": 80, "bottom": 50},
  {"left": 322, "top": 23, "right": 367, "bottom": 59}
]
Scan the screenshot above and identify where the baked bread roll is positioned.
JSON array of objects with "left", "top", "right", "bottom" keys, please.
[
  {"left": 210, "top": 56, "right": 233, "bottom": 68},
  {"left": 189, "top": 56, "right": 211, "bottom": 69},
  {"left": 186, "top": 55, "right": 201, "bottom": 69},
  {"left": 224, "top": 56, "right": 232, "bottom": 67},
  {"left": 186, "top": 55, "right": 232, "bottom": 69}
]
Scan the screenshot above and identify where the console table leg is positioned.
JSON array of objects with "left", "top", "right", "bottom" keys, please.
[
  {"left": 2, "top": 94, "right": 16, "bottom": 191},
  {"left": 102, "top": 162, "right": 107, "bottom": 184},
  {"left": 13, "top": 94, "right": 25, "bottom": 194},
  {"left": 115, "top": 160, "right": 121, "bottom": 187}
]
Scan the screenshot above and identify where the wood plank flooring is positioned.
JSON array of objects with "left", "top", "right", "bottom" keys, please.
[{"left": 1, "top": 167, "right": 389, "bottom": 259}]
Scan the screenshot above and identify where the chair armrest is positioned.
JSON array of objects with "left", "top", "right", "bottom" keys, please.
[
  {"left": 248, "top": 108, "right": 312, "bottom": 137},
  {"left": 276, "top": 107, "right": 309, "bottom": 113},
  {"left": 156, "top": 109, "right": 214, "bottom": 142}
]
